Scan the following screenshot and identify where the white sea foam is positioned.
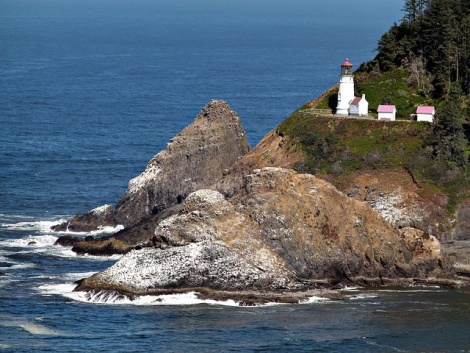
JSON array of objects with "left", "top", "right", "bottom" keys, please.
[
  {"left": 0, "top": 319, "right": 62, "bottom": 336},
  {"left": 0, "top": 234, "right": 58, "bottom": 248},
  {"left": 63, "top": 271, "right": 98, "bottom": 281},
  {"left": 0, "top": 216, "right": 123, "bottom": 237},
  {"left": 0, "top": 233, "right": 123, "bottom": 260},
  {"left": 0, "top": 219, "right": 66, "bottom": 232},
  {"left": 6, "top": 263, "right": 36, "bottom": 270},
  {"left": 348, "top": 293, "right": 379, "bottom": 300},
  {"left": 38, "top": 283, "right": 77, "bottom": 297},
  {"left": 300, "top": 296, "right": 330, "bottom": 304},
  {"left": 0, "top": 278, "right": 20, "bottom": 289},
  {"left": 38, "top": 279, "right": 334, "bottom": 307},
  {"left": 65, "top": 290, "right": 242, "bottom": 306},
  {"left": 79, "top": 253, "right": 123, "bottom": 262}
]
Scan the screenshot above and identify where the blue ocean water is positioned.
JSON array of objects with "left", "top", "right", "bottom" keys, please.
[{"left": 1, "top": 1, "right": 470, "bottom": 352}]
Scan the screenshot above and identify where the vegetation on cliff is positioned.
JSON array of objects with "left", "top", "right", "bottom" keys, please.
[
  {"left": 372, "top": 0, "right": 470, "bottom": 100},
  {"left": 286, "top": 0, "right": 470, "bottom": 213}
]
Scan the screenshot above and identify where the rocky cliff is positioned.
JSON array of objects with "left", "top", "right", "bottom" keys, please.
[
  {"left": 53, "top": 100, "right": 250, "bottom": 232},
  {"left": 75, "top": 168, "right": 452, "bottom": 302}
]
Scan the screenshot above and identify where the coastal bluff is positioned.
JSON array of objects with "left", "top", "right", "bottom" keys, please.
[{"left": 53, "top": 100, "right": 468, "bottom": 302}]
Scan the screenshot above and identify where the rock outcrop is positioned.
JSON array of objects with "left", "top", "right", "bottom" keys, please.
[
  {"left": 75, "top": 168, "right": 451, "bottom": 301},
  {"left": 339, "top": 170, "right": 449, "bottom": 235},
  {"left": 53, "top": 100, "right": 250, "bottom": 233},
  {"left": 52, "top": 204, "right": 116, "bottom": 232},
  {"left": 113, "top": 100, "right": 250, "bottom": 228}
]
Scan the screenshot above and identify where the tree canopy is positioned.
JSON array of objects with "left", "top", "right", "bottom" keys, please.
[{"left": 374, "top": 0, "right": 470, "bottom": 99}]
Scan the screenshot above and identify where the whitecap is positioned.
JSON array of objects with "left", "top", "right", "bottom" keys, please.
[
  {"left": 75, "top": 253, "right": 123, "bottom": 262},
  {"left": 0, "top": 234, "right": 58, "bottom": 248},
  {"left": 7, "top": 262, "right": 36, "bottom": 270},
  {"left": 62, "top": 271, "right": 98, "bottom": 281},
  {"left": 0, "top": 219, "right": 66, "bottom": 233},
  {"left": 0, "top": 316, "right": 63, "bottom": 336},
  {"left": 55, "top": 224, "right": 125, "bottom": 237},
  {"left": 37, "top": 283, "right": 77, "bottom": 297},
  {"left": 0, "top": 217, "right": 124, "bottom": 238},
  {"left": 0, "top": 278, "right": 20, "bottom": 289},
  {"left": 300, "top": 296, "right": 330, "bottom": 304},
  {"left": 62, "top": 290, "right": 240, "bottom": 306},
  {"left": 348, "top": 293, "right": 379, "bottom": 300}
]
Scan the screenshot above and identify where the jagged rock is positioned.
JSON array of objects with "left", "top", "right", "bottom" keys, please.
[
  {"left": 75, "top": 168, "right": 450, "bottom": 299},
  {"left": 232, "top": 168, "right": 445, "bottom": 282},
  {"left": 52, "top": 204, "right": 116, "bottom": 232},
  {"left": 52, "top": 100, "right": 250, "bottom": 250},
  {"left": 54, "top": 235, "right": 81, "bottom": 247},
  {"left": 113, "top": 100, "right": 250, "bottom": 228}
]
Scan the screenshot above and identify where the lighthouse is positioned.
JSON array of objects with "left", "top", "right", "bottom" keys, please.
[{"left": 336, "top": 58, "right": 355, "bottom": 115}]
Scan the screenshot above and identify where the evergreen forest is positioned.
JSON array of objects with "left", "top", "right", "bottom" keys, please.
[{"left": 373, "top": 0, "right": 470, "bottom": 99}]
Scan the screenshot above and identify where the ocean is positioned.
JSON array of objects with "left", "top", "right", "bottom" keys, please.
[{"left": 1, "top": 0, "right": 470, "bottom": 352}]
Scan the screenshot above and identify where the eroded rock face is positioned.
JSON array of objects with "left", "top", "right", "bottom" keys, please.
[
  {"left": 233, "top": 168, "right": 444, "bottom": 282},
  {"left": 113, "top": 100, "right": 250, "bottom": 228},
  {"left": 53, "top": 100, "right": 250, "bottom": 234},
  {"left": 340, "top": 170, "right": 449, "bottom": 236},
  {"left": 75, "top": 168, "right": 448, "bottom": 298}
]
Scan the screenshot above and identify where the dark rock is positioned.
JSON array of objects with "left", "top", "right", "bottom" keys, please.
[
  {"left": 113, "top": 100, "right": 250, "bottom": 228},
  {"left": 54, "top": 235, "right": 81, "bottom": 247},
  {"left": 51, "top": 204, "right": 116, "bottom": 232},
  {"left": 52, "top": 100, "right": 250, "bottom": 236},
  {"left": 72, "top": 238, "right": 134, "bottom": 256}
]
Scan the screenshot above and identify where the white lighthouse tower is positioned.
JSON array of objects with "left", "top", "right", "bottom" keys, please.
[{"left": 336, "top": 58, "right": 355, "bottom": 115}]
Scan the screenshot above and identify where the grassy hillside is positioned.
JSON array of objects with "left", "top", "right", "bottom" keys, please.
[{"left": 279, "top": 113, "right": 431, "bottom": 175}]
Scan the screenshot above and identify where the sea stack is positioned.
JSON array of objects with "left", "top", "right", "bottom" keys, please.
[{"left": 52, "top": 100, "right": 251, "bottom": 232}]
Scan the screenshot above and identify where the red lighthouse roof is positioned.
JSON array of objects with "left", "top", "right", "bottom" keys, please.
[{"left": 341, "top": 58, "right": 353, "bottom": 67}]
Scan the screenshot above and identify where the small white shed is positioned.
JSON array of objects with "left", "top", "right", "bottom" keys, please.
[
  {"left": 416, "top": 106, "right": 435, "bottom": 122},
  {"left": 377, "top": 105, "right": 397, "bottom": 121},
  {"left": 349, "top": 94, "right": 369, "bottom": 116}
]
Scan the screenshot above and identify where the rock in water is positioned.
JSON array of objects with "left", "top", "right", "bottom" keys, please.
[
  {"left": 53, "top": 100, "right": 250, "bottom": 232},
  {"left": 75, "top": 168, "right": 451, "bottom": 301},
  {"left": 113, "top": 100, "right": 250, "bottom": 227},
  {"left": 52, "top": 204, "right": 116, "bottom": 232}
]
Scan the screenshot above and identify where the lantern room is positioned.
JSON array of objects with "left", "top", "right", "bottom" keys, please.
[{"left": 341, "top": 58, "right": 353, "bottom": 76}]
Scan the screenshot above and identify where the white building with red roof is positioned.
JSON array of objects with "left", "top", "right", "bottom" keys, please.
[
  {"left": 349, "top": 94, "right": 369, "bottom": 116},
  {"left": 416, "top": 106, "right": 435, "bottom": 122},
  {"left": 377, "top": 104, "right": 397, "bottom": 121}
]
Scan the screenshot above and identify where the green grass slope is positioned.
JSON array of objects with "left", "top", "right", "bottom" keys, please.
[{"left": 279, "top": 113, "right": 431, "bottom": 176}]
